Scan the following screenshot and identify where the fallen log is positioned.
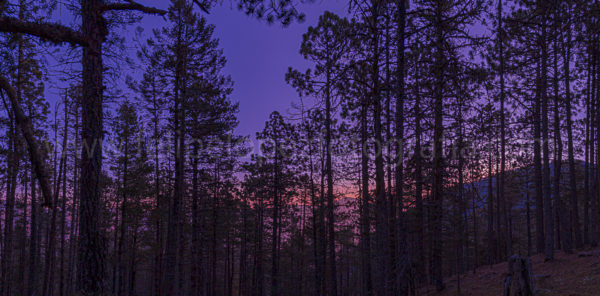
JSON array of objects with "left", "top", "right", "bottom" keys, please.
[{"left": 578, "top": 250, "right": 600, "bottom": 257}]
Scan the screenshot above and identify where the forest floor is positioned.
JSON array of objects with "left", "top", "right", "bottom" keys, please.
[{"left": 421, "top": 248, "right": 600, "bottom": 295}]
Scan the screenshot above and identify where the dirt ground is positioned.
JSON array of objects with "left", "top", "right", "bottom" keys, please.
[{"left": 420, "top": 249, "right": 600, "bottom": 296}]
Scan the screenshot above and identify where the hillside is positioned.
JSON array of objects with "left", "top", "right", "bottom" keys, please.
[{"left": 422, "top": 249, "right": 600, "bottom": 296}]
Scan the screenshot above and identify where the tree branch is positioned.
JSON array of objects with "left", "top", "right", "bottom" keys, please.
[
  {"left": 100, "top": 0, "right": 167, "bottom": 15},
  {"left": 0, "top": 75, "right": 54, "bottom": 207},
  {"left": 0, "top": 16, "right": 86, "bottom": 46},
  {"left": 193, "top": 0, "right": 211, "bottom": 14}
]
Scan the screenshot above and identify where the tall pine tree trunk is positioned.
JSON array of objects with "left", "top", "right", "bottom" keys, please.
[
  {"left": 432, "top": 0, "right": 445, "bottom": 290},
  {"left": 1, "top": 110, "right": 18, "bottom": 296},
  {"left": 1, "top": 19, "right": 23, "bottom": 295},
  {"left": 59, "top": 100, "right": 69, "bottom": 296},
  {"left": 370, "top": 1, "right": 389, "bottom": 294},
  {"left": 583, "top": 40, "right": 596, "bottom": 245},
  {"left": 44, "top": 99, "right": 69, "bottom": 296},
  {"left": 360, "top": 80, "right": 372, "bottom": 296},
  {"left": 553, "top": 4, "right": 571, "bottom": 253},
  {"left": 78, "top": 1, "right": 107, "bottom": 293},
  {"left": 272, "top": 138, "right": 281, "bottom": 296},
  {"left": 117, "top": 134, "right": 130, "bottom": 295},
  {"left": 325, "top": 64, "right": 337, "bottom": 296},
  {"left": 564, "top": 8, "right": 582, "bottom": 249},
  {"left": 498, "top": 0, "right": 512, "bottom": 258},
  {"left": 395, "top": 1, "right": 409, "bottom": 293},
  {"left": 539, "top": 0, "right": 554, "bottom": 261},
  {"left": 68, "top": 101, "right": 80, "bottom": 296},
  {"left": 1, "top": 9, "right": 26, "bottom": 292},
  {"left": 151, "top": 77, "right": 163, "bottom": 296},
  {"left": 304, "top": 117, "right": 323, "bottom": 296},
  {"left": 488, "top": 141, "right": 495, "bottom": 264},
  {"left": 413, "top": 49, "right": 425, "bottom": 284},
  {"left": 593, "top": 31, "right": 600, "bottom": 248},
  {"left": 471, "top": 181, "right": 479, "bottom": 272},
  {"left": 28, "top": 164, "right": 40, "bottom": 296},
  {"left": 164, "top": 9, "right": 186, "bottom": 294},
  {"left": 191, "top": 140, "right": 200, "bottom": 296},
  {"left": 534, "top": 48, "right": 545, "bottom": 255}
]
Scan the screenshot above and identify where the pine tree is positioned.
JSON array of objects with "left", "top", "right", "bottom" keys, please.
[
  {"left": 256, "top": 111, "right": 297, "bottom": 296},
  {"left": 287, "top": 12, "right": 355, "bottom": 295}
]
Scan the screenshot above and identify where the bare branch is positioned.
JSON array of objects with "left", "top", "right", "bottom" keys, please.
[
  {"left": 100, "top": 0, "right": 167, "bottom": 15},
  {"left": 193, "top": 0, "right": 211, "bottom": 14},
  {"left": 0, "top": 75, "right": 54, "bottom": 207},
  {"left": 0, "top": 16, "right": 86, "bottom": 46}
]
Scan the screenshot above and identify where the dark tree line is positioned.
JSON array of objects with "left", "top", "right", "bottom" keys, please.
[{"left": 1, "top": 0, "right": 600, "bottom": 295}]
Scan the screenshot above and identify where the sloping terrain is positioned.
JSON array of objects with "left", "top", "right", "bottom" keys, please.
[{"left": 422, "top": 249, "right": 600, "bottom": 296}]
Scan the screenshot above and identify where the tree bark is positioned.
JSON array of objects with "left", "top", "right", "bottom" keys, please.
[
  {"left": 324, "top": 54, "right": 337, "bottom": 296},
  {"left": 370, "top": 1, "right": 389, "bottom": 295},
  {"left": 59, "top": 100, "right": 69, "bottom": 296},
  {"left": 498, "top": 0, "right": 511, "bottom": 258},
  {"left": 432, "top": 0, "right": 445, "bottom": 290},
  {"left": 0, "top": 76, "right": 53, "bottom": 207},
  {"left": 590, "top": 30, "right": 600, "bottom": 247},
  {"left": 117, "top": 125, "right": 130, "bottom": 296},
  {"left": 534, "top": 48, "right": 545, "bottom": 255},
  {"left": 43, "top": 97, "right": 69, "bottom": 296},
  {"left": 68, "top": 101, "right": 80, "bottom": 296},
  {"left": 539, "top": 0, "right": 554, "bottom": 261},
  {"left": 413, "top": 46, "right": 425, "bottom": 284},
  {"left": 563, "top": 7, "right": 582, "bottom": 249},
  {"left": 488, "top": 139, "right": 495, "bottom": 264},
  {"left": 272, "top": 136, "right": 281, "bottom": 296},
  {"left": 1, "top": 96, "right": 19, "bottom": 296},
  {"left": 584, "top": 59, "right": 590, "bottom": 245},
  {"left": 28, "top": 167, "right": 40, "bottom": 296},
  {"left": 164, "top": 7, "right": 187, "bottom": 294},
  {"left": 191, "top": 139, "right": 201, "bottom": 296},
  {"left": 395, "top": 0, "right": 409, "bottom": 293},
  {"left": 553, "top": 3, "right": 571, "bottom": 253},
  {"left": 360, "top": 73, "right": 373, "bottom": 296}
]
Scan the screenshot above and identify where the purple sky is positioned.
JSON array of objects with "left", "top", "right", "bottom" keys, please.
[
  {"left": 133, "top": 0, "right": 349, "bottom": 137},
  {"left": 204, "top": 0, "right": 348, "bottom": 136},
  {"left": 43, "top": 0, "right": 348, "bottom": 140}
]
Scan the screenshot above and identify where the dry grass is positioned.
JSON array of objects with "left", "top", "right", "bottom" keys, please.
[{"left": 420, "top": 248, "right": 600, "bottom": 296}]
